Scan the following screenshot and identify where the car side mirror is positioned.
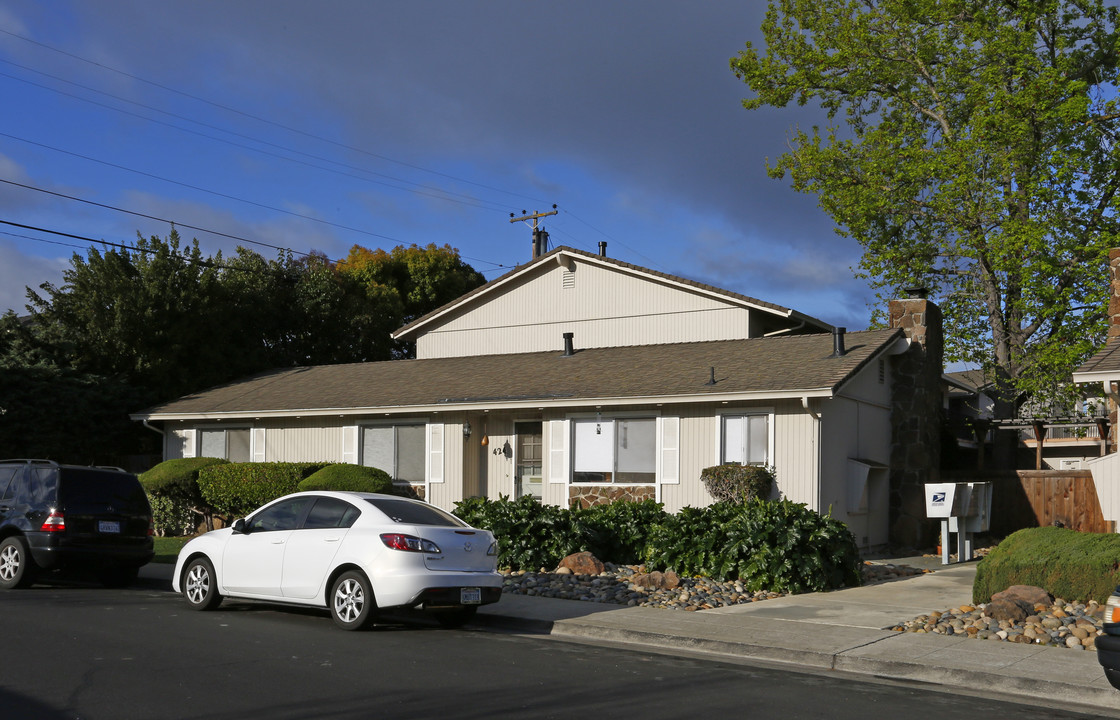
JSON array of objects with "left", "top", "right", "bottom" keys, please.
[{"left": 231, "top": 518, "right": 247, "bottom": 535}]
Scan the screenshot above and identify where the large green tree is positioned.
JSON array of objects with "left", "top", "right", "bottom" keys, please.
[
  {"left": 732, "top": 0, "right": 1120, "bottom": 414},
  {"left": 5, "top": 232, "right": 485, "bottom": 461}
]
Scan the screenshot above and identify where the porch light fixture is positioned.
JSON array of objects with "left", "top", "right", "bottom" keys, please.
[
  {"left": 481, "top": 435, "right": 489, "bottom": 447},
  {"left": 463, "top": 421, "right": 472, "bottom": 439}
]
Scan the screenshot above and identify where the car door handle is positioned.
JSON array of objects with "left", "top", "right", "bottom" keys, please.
[
  {"left": 270, "top": 539, "right": 285, "bottom": 545},
  {"left": 324, "top": 537, "right": 340, "bottom": 543}
]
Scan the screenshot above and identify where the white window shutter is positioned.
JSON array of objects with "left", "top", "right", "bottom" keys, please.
[
  {"left": 180, "top": 429, "right": 196, "bottom": 459},
  {"left": 659, "top": 416, "right": 680, "bottom": 484},
  {"left": 548, "top": 419, "right": 569, "bottom": 484},
  {"left": 251, "top": 428, "right": 266, "bottom": 462},
  {"left": 342, "top": 426, "right": 359, "bottom": 464},
  {"left": 428, "top": 423, "right": 444, "bottom": 483}
]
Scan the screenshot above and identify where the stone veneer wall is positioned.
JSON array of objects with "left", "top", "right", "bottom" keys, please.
[
  {"left": 569, "top": 485, "right": 656, "bottom": 509},
  {"left": 1109, "top": 249, "right": 1120, "bottom": 450},
  {"left": 888, "top": 297, "right": 944, "bottom": 547}
]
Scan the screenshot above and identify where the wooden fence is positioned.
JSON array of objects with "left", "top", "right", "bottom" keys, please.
[{"left": 944, "top": 469, "right": 1112, "bottom": 536}]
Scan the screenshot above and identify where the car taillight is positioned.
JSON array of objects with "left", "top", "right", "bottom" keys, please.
[
  {"left": 487, "top": 541, "right": 498, "bottom": 556},
  {"left": 1107, "top": 588, "right": 1120, "bottom": 624},
  {"left": 40, "top": 510, "right": 65, "bottom": 532},
  {"left": 148, "top": 517, "right": 155, "bottom": 537},
  {"left": 380, "top": 533, "right": 441, "bottom": 554}
]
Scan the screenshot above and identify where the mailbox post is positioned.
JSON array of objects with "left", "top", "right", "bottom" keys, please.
[{"left": 925, "top": 482, "right": 991, "bottom": 564}]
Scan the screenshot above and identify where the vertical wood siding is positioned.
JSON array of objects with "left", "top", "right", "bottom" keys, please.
[{"left": 416, "top": 261, "right": 755, "bottom": 359}]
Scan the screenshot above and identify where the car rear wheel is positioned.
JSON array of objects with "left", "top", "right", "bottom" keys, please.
[
  {"left": 435, "top": 605, "right": 478, "bottom": 629},
  {"left": 183, "top": 557, "right": 223, "bottom": 610},
  {"left": 331, "top": 570, "right": 376, "bottom": 631},
  {"left": 0, "top": 536, "right": 36, "bottom": 589}
]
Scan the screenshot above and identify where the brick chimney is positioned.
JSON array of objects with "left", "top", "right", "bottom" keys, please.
[
  {"left": 887, "top": 290, "right": 943, "bottom": 548},
  {"left": 1109, "top": 249, "right": 1120, "bottom": 338}
]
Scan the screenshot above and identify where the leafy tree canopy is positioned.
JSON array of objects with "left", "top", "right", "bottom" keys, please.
[
  {"left": 3, "top": 231, "right": 485, "bottom": 460},
  {"left": 732, "top": 0, "right": 1120, "bottom": 413}
]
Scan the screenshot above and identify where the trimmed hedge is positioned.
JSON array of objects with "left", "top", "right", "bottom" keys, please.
[
  {"left": 297, "top": 463, "right": 394, "bottom": 494},
  {"left": 199, "top": 462, "right": 328, "bottom": 519},
  {"left": 140, "top": 457, "right": 229, "bottom": 536},
  {"left": 700, "top": 463, "right": 774, "bottom": 504},
  {"left": 973, "top": 526, "right": 1120, "bottom": 605},
  {"left": 644, "top": 499, "right": 861, "bottom": 593}
]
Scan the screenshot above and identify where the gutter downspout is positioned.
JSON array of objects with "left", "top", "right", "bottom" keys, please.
[
  {"left": 801, "top": 396, "right": 823, "bottom": 512},
  {"left": 141, "top": 419, "right": 164, "bottom": 437}
]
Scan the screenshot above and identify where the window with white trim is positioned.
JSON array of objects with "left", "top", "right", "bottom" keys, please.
[
  {"left": 198, "top": 428, "right": 251, "bottom": 462},
  {"left": 361, "top": 424, "right": 425, "bottom": 482},
  {"left": 572, "top": 417, "right": 656, "bottom": 484},
  {"left": 721, "top": 414, "right": 769, "bottom": 466}
]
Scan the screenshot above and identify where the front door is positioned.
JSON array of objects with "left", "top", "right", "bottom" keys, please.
[{"left": 515, "top": 421, "right": 543, "bottom": 501}]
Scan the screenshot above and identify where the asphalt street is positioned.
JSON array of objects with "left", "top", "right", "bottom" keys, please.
[{"left": 0, "top": 576, "right": 1107, "bottom": 720}]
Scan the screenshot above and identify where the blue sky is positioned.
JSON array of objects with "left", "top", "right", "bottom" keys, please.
[{"left": 0, "top": 1, "right": 876, "bottom": 331}]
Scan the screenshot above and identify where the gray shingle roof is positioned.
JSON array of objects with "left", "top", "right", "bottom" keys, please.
[
  {"left": 134, "top": 328, "right": 903, "bottom": 419},
  {"left": 1074, "top": 336, "right": 1120, "bottom": 378}
]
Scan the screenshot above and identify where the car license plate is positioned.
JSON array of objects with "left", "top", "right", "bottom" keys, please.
[
  {"left": 98, "top": 520, "right": 121, "bottom": 534},
  {"left": 460, "top": 587, "right": 481, "bottom": 605}
]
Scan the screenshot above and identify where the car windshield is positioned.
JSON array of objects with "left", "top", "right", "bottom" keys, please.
[{"left": 364, "top": 498, "right": 466, "bottom": 527}]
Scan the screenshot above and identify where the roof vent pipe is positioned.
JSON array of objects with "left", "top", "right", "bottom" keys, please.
[
  {"left": 832, "top": 327, "right": 846, "bottom": 357},
  {"left": 598, "top": 241, "right": 607, "bottom": 257},
  {"left": 562, "top": 332, "right": 575, "bottom": 357}
]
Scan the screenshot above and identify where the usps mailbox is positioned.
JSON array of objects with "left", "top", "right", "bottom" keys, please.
[{"left": 925, "top": 482, "right": 991, "bottom": 565}]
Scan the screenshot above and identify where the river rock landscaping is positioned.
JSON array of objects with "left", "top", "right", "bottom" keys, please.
[
  {"left": 891, "top": 597, "right": 1105, "bottom": 651},
  {"left": 500, "top": 559, "right": 927, "bottom": 610}
]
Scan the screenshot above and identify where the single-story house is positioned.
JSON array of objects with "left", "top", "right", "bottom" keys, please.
[{"left": 132, "top": 246, "right": 943, "bottom": 549}]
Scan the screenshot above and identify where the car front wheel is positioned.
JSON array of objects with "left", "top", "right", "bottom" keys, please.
[
  {"left": 330, "top": 570, "right": 376, "bottom": 631},
  {"left": 0, "top": 536, "right": 35, "bottom": 589},
  {"left": 182, "top": 557, "right": 223, "bottom": 610}
]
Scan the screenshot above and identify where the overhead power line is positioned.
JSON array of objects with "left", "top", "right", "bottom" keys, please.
[
  {"left": 0, "top": 63, "right": 511, "bottom": 214},
  {"left": 0, "top": 27, "right": 550, "bottom": 206}
]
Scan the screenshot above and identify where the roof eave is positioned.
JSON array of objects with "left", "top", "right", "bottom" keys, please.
[{"left": 131, "top": 387, "right": 839, "bottom": 423}]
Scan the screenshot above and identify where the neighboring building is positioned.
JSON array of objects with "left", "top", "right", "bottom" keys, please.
[{"left": 132, "top": 246, "right": 941, "bottom": 549}]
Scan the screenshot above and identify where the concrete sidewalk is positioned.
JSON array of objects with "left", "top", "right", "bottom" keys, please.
[{"left": 141, "top": 560, "right": 1120, "bottom": 715}]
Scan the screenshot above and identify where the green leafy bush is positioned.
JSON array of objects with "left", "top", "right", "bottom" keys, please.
[
  {"left": 973, "top": 526, "right": 1120, "bottom": 605},
  {"left": 140, "top": 457, "right": 229, "bottom": 535},
  {"left": 700, "top": 463, "right": 774, "bottom": 504},
  {"left": 198, "top": 462, "right": 328, "bottom": 519},
  {"left": 575, "top": 499, "right": 666, "bottom": 565},
  {"left": 297, "top": 463, "right": 394, "bottom": 493},
  {"left": 454, "top": 495, "right": 584, "bottom": 570},
  {"left": 644, "top": 499, "right": 861, "bottom": 593}
]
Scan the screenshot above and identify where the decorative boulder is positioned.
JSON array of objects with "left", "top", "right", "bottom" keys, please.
[
  {"left": 988, "top": 585, "right": 1053, "bottom": 622},
  {"left": 557, "top": 551, "right": 605, "bottom": 576},
  {"left": 631, "top": 570, "right": 681, "bottom": 590},
  {"left": 992, "top": 585, "right": 1053, "bottom": 608}
]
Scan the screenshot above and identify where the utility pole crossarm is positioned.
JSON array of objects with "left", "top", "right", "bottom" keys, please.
[{"left": 510, "top": 205, "right": 558, "bottom": 259}]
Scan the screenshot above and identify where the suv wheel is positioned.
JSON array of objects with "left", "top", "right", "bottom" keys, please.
[{"left": 0, "top": 536, "right": 36, "bottom": 589}]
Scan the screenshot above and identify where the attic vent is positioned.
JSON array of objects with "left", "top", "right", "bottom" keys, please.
[
  {"left": 878, "top": 359, "right": 885, "bottom": 384},
  {"left": 562, "top": 268, "right": 575, "bottom": 289}
]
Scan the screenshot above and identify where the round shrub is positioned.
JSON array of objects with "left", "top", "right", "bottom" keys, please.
[
  {"left": 140, "top": 457, "right": 229, "bottom": 536},
  {"left": 198, "top": 462, "right": 327, "bottom": 520},
  {"left": 297, "top": 463, "right": 394, "bottom": 493},
  {"left": 700, "top": 463, "right": 774, "bottom": 504},
  {"left": 644, "top": 499, "right": 860, "bottom": 593}
]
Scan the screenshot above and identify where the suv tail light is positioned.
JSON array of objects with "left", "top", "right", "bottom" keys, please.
[
  {"left": 148, "top": 516, "right": 155, "bottom": 537},
  {"left": 380, "top": 533, "right": 441, "bottom": 554},
  {"left": 40, "top": 510, "right": 66, "bottom": 532}
]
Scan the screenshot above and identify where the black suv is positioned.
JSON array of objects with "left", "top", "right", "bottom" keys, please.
[{"left": 0, "top": 459, "right": 154, "bottom": 588}]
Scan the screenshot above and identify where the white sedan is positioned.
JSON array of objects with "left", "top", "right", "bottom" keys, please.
[{"left": 171, "top": 491, "right": 502, "bottom": 630}]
